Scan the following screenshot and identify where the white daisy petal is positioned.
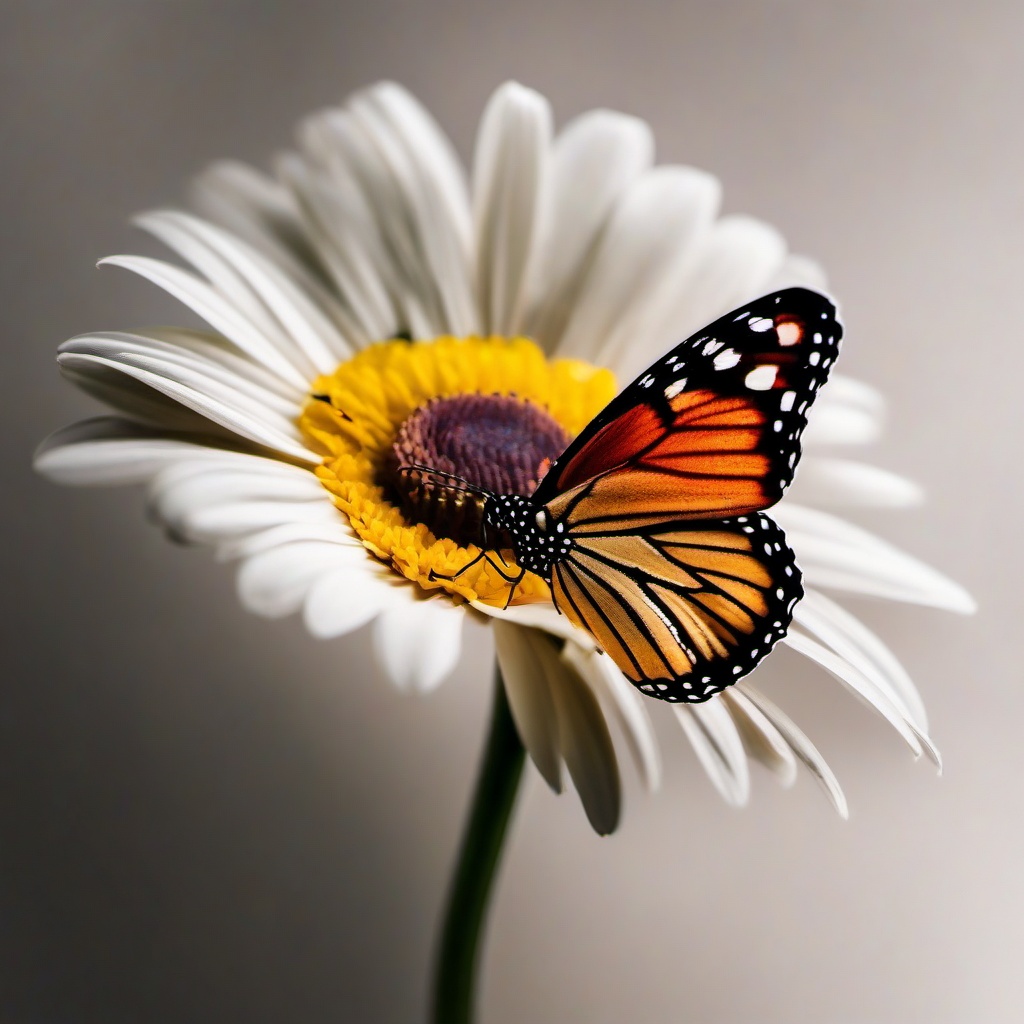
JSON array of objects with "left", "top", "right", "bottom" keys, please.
[
  {"left": 473, "top": 82, "right": 552, "bottom": 336},
  {"left": 215, "top": 520, "right": 363, "bottom": 562},
  {"left": 562, "top": 642, "right": 661, "bottom": 793},
  {"left": 350, "top": 82, "right": 478, "bottom": 336},
  {"left": 34, "top": 419, "right": 242, "bottom": 485},
  {"left": 137, "top": 210, "right": 351, "bottom": 370},
  {"left": 793, "top": 588, "right": 928, "bottom": 730},
  {"left": 179, "top": 497, "right": 342, "bottom": 545},
  {"left": 783, "top": 628, "right": 941, "bottom": 770},
  {"left": 527, "top": 109, "right": 654, "bottom": 349},
  {"left": 612, "top": 215, "right": 786, "bottom": 382},
  {"left": 372, "top": 600, "right": 464, "bottom": 693},
  {"left": 789, "top": 456, "right": 924, "bottom": 508},
  {"left": 99, "top": 255, "right": 309, "bottom": 388},
  {"left": 303, "top": 563, "right": 403, "bottom": 639},
  {"left": 237, "top": 539, "right": 370, "bottom": 618},
  {"left": 805, "top": 373, "right": 885, "bottom": 447},
  {"left": 471, "top": 599, "right": 596, "bottom": 646},
  {"left": 298, "top": 104, "right": 448, "bottom": 336},
  {"left": 764, "top": 253, "right": 829, "bottom": 291},
  {"left": 61, "top": 332, "right": 302, "bottom": 419},
  {"left": 548, "top": 642, "right": 622, "bottom": 836},
  {"left": 189, "top": 159, "right": 330, "bottom": 287},
  {"left": 56, "top": 351, "right": 317, "bottom": 463},
  {"left": 674, "top": 696, "right": 750, "bottom": 807},
  {"left": 558, "top": 165, "right": 721, "bottom": 366},
  {"left": 738, "top": 684, "right": 849, "bottom": 818},
  {"left": 493, "top": 620, "right": 563, "bottom": 793},
  {"left": 277, "top": 151, "right": 397, "bottom": 343},
  {"left": 774, "top": 503, "right": 977, "bottom": 613},
  {"left": 721, "top": 687, "right": 798, "bottom": 788}
]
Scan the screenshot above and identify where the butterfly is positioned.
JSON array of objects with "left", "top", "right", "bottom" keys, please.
[{"left": 424, "top": 287, "right": 842, "bottom": 703}]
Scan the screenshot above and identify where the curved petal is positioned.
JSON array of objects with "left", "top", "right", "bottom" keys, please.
[
  {"left": 721, "top": 687, "right": 798, "bottom": 788},
  {"left": 782, "top": 629, "right": 941, "bottom": 769},
  {"left": 372, "top": 599, "right": 465, "bottom": 693},
  {"left": 237, "top": 539, "right": 370, "bottom": 618},
  {"left": 774, "top": 503, "right": 976, "bottom": 613},
  {"left": 674, "top": 696, "right": 750, "bottom": 807},
  {"left": 303, "top": 563, "right": 405, "bottom": 639},
  {"left": 737, "top": 683, "right": 849, "bottom": 818},
  {"left": 549, "top": 640, "right": 622, "bottom": 835},
  {"left": 99, "top": 255, "right": 309, "bottom": 389},
  {"left": 793, "top": 588, "right": 928, "bottom": 730},
  {"left": 137, "top": 210, "right": 350, "bottom": 370},
  {"left": 473, "top": 82, "right": 552, "bottom": 336},
  {"left": 562, "top": 641, "right": 661, "bottom": 792},
  {"left": 493, "top": 620, "right": 562, "bottom": 792}
]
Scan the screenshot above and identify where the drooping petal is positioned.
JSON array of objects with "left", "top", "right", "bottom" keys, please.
[
  {"left": 720, "top": 687, "right": 798, "bottom": 788},
  {"left": 793, "top": 587, "right": 928, "bottom": 729},
  {"left": 372, "top": 599, "right": 465, "bottom": 693},
  {"left": 549, "top": 640, "right": 622, "bottom": 835},
  {"left": 737, "top": 683, "right": 849, "bottom": 818},
  {"left": 493, "top": 620, "right": 563, "bottom": 792},
  {"left": 674, "top": 696, "right": 750, "bottom": 807},
  {"left": 562, "top": 641, "right": 662, "bottom": 792},
  {"left": 473, "top": 82, "right": 552, "bottom": 336},
  {"left": 782, "top": 628, "right": 941, "bottom": 769}
]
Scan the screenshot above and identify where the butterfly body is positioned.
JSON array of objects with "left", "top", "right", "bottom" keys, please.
[{"left": 458, "top": 288, "right": 841, "bottom": 703}]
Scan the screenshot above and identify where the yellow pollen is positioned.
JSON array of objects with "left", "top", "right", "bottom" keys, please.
[{"left": 298, "top": 336, "right": 616, "bottom": 608}]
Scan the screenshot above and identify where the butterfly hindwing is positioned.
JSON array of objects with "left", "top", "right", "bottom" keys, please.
[
  {"left": 549, "top": 513, "right": 802, "bottom": 702},
  {"left": 532, "top": 287, "right": 842, "bottom": 519}
]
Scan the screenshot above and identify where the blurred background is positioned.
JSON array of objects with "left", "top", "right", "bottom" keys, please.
[{"left": 2, "top": 2, "right": 1019, "bottom": 1021}]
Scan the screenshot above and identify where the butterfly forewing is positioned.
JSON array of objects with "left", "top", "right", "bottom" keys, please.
[{"left": 532, "top": 287, "right": 842, "bottom": 513}]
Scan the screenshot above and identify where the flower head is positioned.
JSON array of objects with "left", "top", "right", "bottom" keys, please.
[{"left": 36, "top": 81, "right": 973, "bottom": 834}]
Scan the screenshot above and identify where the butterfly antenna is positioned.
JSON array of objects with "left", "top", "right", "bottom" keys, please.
[{"left": 397, "top": 463, "right": 495, "bottom": 499}]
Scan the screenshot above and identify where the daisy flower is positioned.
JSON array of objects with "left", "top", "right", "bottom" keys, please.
[{"left": 35, "top": 81, "right": 973, "bottom": 844}]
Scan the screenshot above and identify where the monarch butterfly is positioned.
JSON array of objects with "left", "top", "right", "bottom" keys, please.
[{"left": 425, "top": 287, "right": 842, "bottom": 704}]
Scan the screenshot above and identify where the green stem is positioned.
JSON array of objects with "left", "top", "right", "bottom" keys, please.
[{"left": 432, "top": 666, "right": 525, "bottom": 1024}]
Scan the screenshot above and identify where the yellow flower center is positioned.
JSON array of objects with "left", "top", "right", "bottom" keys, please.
[{"left": 298, "top": 336, "right": 616, "bottom": 607}]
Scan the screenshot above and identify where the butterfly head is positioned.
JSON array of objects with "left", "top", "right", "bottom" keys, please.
[{"left": 484, "top": 495, "right": 573, "bottom": 582}]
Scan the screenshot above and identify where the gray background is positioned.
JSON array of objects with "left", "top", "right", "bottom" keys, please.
[{"left": 2, "top": 2, "right": 1017, "bottom": 1022}]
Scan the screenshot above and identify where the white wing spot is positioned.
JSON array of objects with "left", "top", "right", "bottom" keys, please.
[
  {"left": 776, "top": 321, "right": 802, "bottom": 347},
  {"left": 664, "top": 378, "right": 688, "bottom": 399},
  {"left": 780, "top": 389, "right": 797, "bottom": 411},
  {"left": 714, "top": 348, "right": 741, "bottom": 370},
  {"left": 703, "top": 340, "right": 724, "bottom": 356},
  {"left": 808, "top": 350, "right": 821, "bottom": 366},
  {"left": 745, "top": 364, "right": 777, "bottom": 390},
  {"left": 749, "top": 316, "right": 774, "bottom": 332}
]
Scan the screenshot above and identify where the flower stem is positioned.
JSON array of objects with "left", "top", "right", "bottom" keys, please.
[{"left": 432, "top": 666, "right": 525, "bottom": 1024}]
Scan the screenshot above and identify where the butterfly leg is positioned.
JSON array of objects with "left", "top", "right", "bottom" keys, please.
[{"left": 429, "top": 550, "right": 527, "bottom": 606}]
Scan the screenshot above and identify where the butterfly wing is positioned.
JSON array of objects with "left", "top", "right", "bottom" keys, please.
[
  {"left": 551, "top": 514, "right": 802, "bottom": 702},
  {"left": 532, "top": 287, "right": 842, "bottom": 524},
  {"left": 532, "top": 288, "right": 839, "bottom": 700}
]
